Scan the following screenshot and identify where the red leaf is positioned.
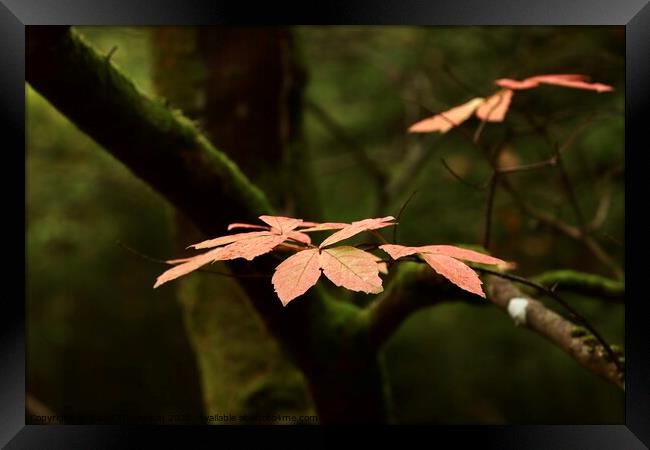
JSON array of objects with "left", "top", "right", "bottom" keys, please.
[
  {"left": 475, "top": 89, "right": 513, "bottom": 122},
  {"left": 227, "top": 223, "right": 268, "bottom": 231},
  {"left": 287, "top": 231, "right": 312, "bottom": 245},
  {"left": 380, "top": 244, "right": 507, "bottom": 297},
  {"left": 259, "top": 215, "right": 304, "bottom": 234},
  {"left": 379, "top": 244, "right": 420, "bottom": 260},
  {"left": 154, "top": 247, "right": 226, "bottom": 288},
  {"left": 319, "top": 216, "right": 396, "bottom": 249},
  {"left": 212, "top": 233, "right": 288, "bottom": 261},
  {"left": 272, "top": 248, "right": 321, "bottom": 306},
  {"left": 496, "top": 74, "right": 613, "bottom": 93},
  {"left": 156, "top": 215, "right": 311, "bottom": 288},
  {"left": 297, "top": 222, "right": 349, "bottom": 232},
  {"left": 494, "top": 78, "right": 540, "bottom": 90},
  {"left": 320, "top": 246, "right": 383, "bottom": 294},
  {"left": 421, "top": 253, "right": 485, "bottom": 298},
  {"left": 416, "top": 245, "right": 507, "bottom": 266},
  {"left": 408, "top": 98, "right": 485, "bottom": 133},
  {"left": 189, "top": 230, "right": 272, "bottom": 250}
]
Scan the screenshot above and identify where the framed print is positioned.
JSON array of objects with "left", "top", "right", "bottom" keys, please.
[{"left": 2, "top": 0, "right": 648, "bottom": 447}]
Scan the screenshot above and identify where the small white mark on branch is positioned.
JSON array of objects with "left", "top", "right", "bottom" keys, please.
[{"left": 507, "top": 297, "right": 529, "bottom": 327}]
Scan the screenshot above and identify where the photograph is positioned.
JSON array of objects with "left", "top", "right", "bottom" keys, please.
[{"left": 24, "top": 25, "right": 626, "bottom": 426}]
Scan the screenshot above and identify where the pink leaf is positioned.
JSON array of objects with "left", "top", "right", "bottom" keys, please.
[
  {"left": 297, "top": 222, "right": 349, "bottom": 232},
  {"left": 214, "top": 233, "right": 288, "bottom": 261},
  {"left": 189, "top": 230, "right": 272, "bottom": 250},
  {"left": 496, "top": 74, "right": 613, "bottom": 93},
  {"left": 166, "top": 257, "right": 194, "bottom": 264},
  {"left": 420, "top": 253, "right": 485, "bottom": 298},
  {"left": 475, "top": 89, "right": 513, "bottom": 122},
  {"left": 154, "top": 247, "right": 226, "bottom": 289},
  {"left": 408, "top": 98, "right": 485, "bottom": 133},
  {"left": 259, "top": 215, "right": 303, "bottom": 234},
  {"left": 272, "top": 248, "right": 321, "bottom": 306},
  {"left": 380, "top": 244, "right": 509, "bottom": 297},
  {"left": 227, "top": 223, "right": 269, "bottom": 231},
  {"left": 320, "top": 246, "right": 383, "bottom": 294},
  {"left": 380, "top": 244, "right": 506, "bottom": 266},
  {"left": 378, "top": 244, "right": 420, "bottom": 260},
  {"left": 319, "top": 216, "right": 396, "bottom": 249},
  {"left": 287, "top": 231, "right": 312, "bottom": 245},
  {"left": 534, "top": 75, "right": 613, "bottom": 93},
  {"left": 494, "top": 77, "right": 540, "bottom": 90},
  {"left": 416, "top": 245, "right": 507, "bottom": 266}
]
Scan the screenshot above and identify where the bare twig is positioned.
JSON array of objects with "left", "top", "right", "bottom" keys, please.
[
  {"left": 393, "top": 190, "right": 418, "bottom": 244},
  {"left": 483, "top": 173, "right": 498, "bottom": 250},
  {"left": 441, "top": 158, "right": 486, "bottom": 191},
  {"left": 497, "top": 176, "right": 623, "bottom": 279},
  {"left": 305, "top": 98, "right": 388, "bottom": 206},
  {"left": 554, "top": 146, "right": 586, "bottom": 228}
]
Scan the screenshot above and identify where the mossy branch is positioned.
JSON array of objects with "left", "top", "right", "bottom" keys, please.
[
  {"left": 531, "top": 270, "right": 624, "bottom": 303},
  {"left": 27, "top": 26, "right": 272, "bottom": 236},
  {"left": 486, "top": 275, "right": 623, "bottom": 389},
  {"left": 365, "top": 262, "right": 623, "bottom": 389}
]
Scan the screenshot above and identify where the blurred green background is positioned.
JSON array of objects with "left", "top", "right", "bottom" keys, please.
[{"left": 27, "top": 26, "right": 624, "bottom": 424}]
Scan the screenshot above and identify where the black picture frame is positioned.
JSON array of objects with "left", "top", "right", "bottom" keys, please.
[{"left": 2, "top": 0, "right": 648, "bottom": 447}]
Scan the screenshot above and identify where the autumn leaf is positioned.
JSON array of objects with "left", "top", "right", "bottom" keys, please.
[
  {"left": 408, "top": 98, "right": 485, "bottom": 133},
  {"left": 272, "top": 248, "right": 321, "bottom": 306},
  {"left": 259, "top": 215, "right": 303, "bottom": 234},
  {"left": 154, "top": 247, "right": 227, "bottom": 288},
  {"left": 190, "top": 215, "right": 307, "bottom": 253},
  {"left": 319, "top": 216, "right": 396, "bottom": 248},
  {"left": 297, "top": 222, "right": 349, "bottom": 232},
  {"left": 320, "top": 246, "right": 384, "bottom": 295},
  {"left": 408, "top": 73, "right": 612, "bottom": 135},
  {"left": 420, "top": 253, "right": 485, "bottom": 297},
  {"left": 496, "top": 74, "right": 613, "bottom": 93},
  {"left": 227, "top": 223, "right": 268, "bottom": 231},
  {"left": 475, "top": 89, "right": 514, "bottom": 122},
  {"left": 380, "top": 244, "right": 507, "bottom": 297},
  {"left": 154, "top": 215, "right": 311, "bottom": 289},
  {"left": 272, "top": 246, "right": 384, "bottom": 305}
]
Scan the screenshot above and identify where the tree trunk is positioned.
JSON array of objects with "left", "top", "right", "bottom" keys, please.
[
  {"left": 151, "top": 27, "right": 314, "bottom": 422},
  {"left": 26, "top": 26, "right": 393, "bottom": 423}
]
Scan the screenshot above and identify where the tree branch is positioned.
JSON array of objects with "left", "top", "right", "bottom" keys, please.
[
  {"left": 365, "top": 262, "right": 481, "bottom": 350},
  {"left": 531, "top": 270, "right": 624, "bottom": 303},
  {"left": 485, "top": 275, "right": 623, "bottom": 389},
  {"left": 365, "top": 262, "right": 623, "bottom": 389},
  {"left": 27, "top": 27, "right": 273, "bottom": 236}
]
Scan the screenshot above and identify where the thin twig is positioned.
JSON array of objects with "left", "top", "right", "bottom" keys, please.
[
  {"left": 440, "top": 158, "right": 486, "bottom": 191},
  {"left": 554, "top": 144, "right": 586, "bottom": 228},
  {"left": 305, "top": 98, "right": 388, "bottom": 200},
  {"left": 483, "top": 173, "right": 498, "bottom": 250},
  {"left": 106, "top": 45, "right": 118, "bottom": 62},
  {"left": 441, "top": 63, "right": 485, "bottom": 97},
  {"left": 393, "top": 190, "right": 418, "bottom": 244}
]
